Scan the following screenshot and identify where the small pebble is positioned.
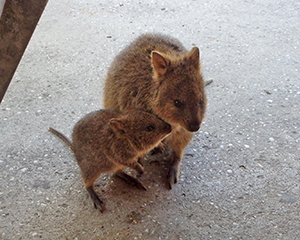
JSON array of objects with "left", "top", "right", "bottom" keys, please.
[{"left": 280, "top": 193, "right": 297, "bottom": 204}]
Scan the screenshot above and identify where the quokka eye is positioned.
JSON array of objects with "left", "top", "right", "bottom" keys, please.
[
  {"left": 174, "top": 99, "right": 184, "bottom": 108},
  {"left": 146, "top": 125, "right": 155, "bottom": 132}
]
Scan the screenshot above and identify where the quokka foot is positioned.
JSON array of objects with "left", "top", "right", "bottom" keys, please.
[
  {"left": 115, "top": 171, "right": 147, "bottom": 191},
  {"left": 86, "top": 187, "right": 106, "bottom": 213}
]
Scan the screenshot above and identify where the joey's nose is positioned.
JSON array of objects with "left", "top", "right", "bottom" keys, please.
[
  {"left": 188, "top": 121, "right": 200, "bottom": 132},
  {"left": 164, "top": 122, "right": 172, "bottom": 133}
]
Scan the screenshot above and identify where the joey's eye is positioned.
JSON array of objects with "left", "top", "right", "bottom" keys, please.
[
  {"left": 146, "top": 125, "right": 155, "bottom": 132},
  {"left": 174, "top": 99, "right": 184, "bottom": 108},
  {"left": 199, "top": 97, "right": 204, "bottom": 105}
]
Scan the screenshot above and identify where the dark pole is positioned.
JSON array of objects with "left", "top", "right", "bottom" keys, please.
[{"left": 0, "top": 0, "right": 48, "bottom": 104}]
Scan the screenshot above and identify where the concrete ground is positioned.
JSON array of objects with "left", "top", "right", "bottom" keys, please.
[{"left": 1, "top": 0, "right": 299, "bottom": 239}]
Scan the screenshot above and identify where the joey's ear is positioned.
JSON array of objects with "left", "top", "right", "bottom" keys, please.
[
  {"left": 109, "top": 118, "right": 125, "bottom": 135},
  {"left": 151, "top": 51, "right": 169, "bottom": 75},
  {"left": 188, "top": 47, "right": 200, "bottom": 67}
]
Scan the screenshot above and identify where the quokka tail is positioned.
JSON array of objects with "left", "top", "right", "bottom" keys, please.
[{"left": 49, "top": 127, "right": 73, "bottom": 151}]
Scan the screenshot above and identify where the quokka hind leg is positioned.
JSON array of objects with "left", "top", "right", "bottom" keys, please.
[
  {"left": 164, "top": 128, "right": 194, "bottom": 190},
  {"left": 83, "top": 173, "right": 106, "bottom": 212},
  {"left": 114, "top": 170, "right": 147, "bottom": 191},
  {"left": 86, "top": 186, "right": 106, "bottom": 212}
]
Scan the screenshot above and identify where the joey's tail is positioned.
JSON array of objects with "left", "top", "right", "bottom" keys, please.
[{"left": 49, "top": 127, "right": 73, "bottom": 151}]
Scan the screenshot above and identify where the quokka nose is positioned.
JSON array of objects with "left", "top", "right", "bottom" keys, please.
[
  {"left": 164, "top": 122, "right": 172, "bottom": 133},
  {"left": 188, "top": 122, "right": 200, "bottom": 132}
]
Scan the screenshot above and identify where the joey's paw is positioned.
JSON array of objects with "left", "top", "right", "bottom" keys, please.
[
  {"left": 136, "top": 165, "right": 144, "bottom": 178},
  {"left": 134, "top": 162, "right": 144, "bottom": 175},
  {"left": 167, "top": 167, "right": 178, "bottom": 190},
  {"left": 137, "top": 157, "right": 144, "bottom": 166},
  {"left": 137, "top": 166, "right": 144, "bottom": 175},
  {"left": 150, "top": 146, "right": 163, "bottom": 155}
]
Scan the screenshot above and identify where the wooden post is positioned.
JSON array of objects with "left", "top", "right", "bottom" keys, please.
[{"left": 0, "top": 0, "right": 48, "bottom": 103}]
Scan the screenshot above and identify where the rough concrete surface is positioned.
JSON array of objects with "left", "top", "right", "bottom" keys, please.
[{"left": 0, "top": 0, "right": 299, "bottom": 239}]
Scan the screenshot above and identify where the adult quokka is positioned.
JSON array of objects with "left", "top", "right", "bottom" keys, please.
[{"left": 103, "top": 33, "right": 208, "bottom": 189}]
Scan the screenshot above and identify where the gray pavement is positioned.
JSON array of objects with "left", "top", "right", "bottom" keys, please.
[{"left": 1, "top": 0, "right": 299, "bottom": 239}]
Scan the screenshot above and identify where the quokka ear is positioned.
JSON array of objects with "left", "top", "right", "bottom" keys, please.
[
  {"left": 151, "top": 51, "right": 169, "bottom": 75},
  {"left": 109, "top": 118, "right": 126, "bottom": 135},
  {"left": 188, "top": 47, "right": 200, "bottom": 67}
]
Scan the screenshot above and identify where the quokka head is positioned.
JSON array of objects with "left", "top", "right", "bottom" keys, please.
[
  {"left": 109, "top": 110, "right": 172, "bottom": 151},
  {"left": 151, "top": 47, "right": 207, "bottom": 132}
]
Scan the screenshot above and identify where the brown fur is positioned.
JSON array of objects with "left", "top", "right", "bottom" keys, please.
[
  {"left": 103, "top": 33, "right": 207, "bottom": 189},
  {"left": 49, "top": 109, "right": 171, "bottom": 211}
]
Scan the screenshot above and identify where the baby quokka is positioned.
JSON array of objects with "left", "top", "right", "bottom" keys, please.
[{"left": 49, "top": 109, "right": 171, "bottom": 212}]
